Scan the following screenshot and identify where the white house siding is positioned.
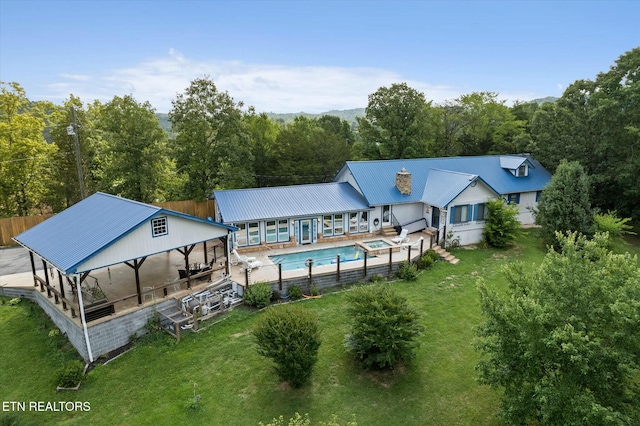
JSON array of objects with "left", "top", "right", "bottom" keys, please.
[
  {"left": 76, "top": 216, "right": 229, "bottom": 272},
  {"left": 334, "top": 169, "right": 364, "bottom": 197},
  {"left": 392, "top": 203, "right": 425, "bottom": 226},
  {"left": 514, "top": 191, "right": 538, "bottom": 225},
  {"left": 446, "top": 182, "right": 498, "bottom": 246}
]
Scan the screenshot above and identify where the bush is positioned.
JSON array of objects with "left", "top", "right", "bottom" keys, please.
[
  {"left": 483, "top": 198, "right": 521, "bottom": 248},
  {"left": 260, "top": 412, "right": 358, "bottom": 426},
  {"left": 345, "top": 285, "right": 424, "bottom": 370},
  {"left": 594, "top": 211, "right": 635, "bottom": 238},
  {"left": 287, "top": 285, "right": 302, "bottom": 299},
  {"left": 244, "top": 282, "right": 273, "bottom": 309},
  {"left": 253, "top": 305, "right": 321, "bottom": 387},
  {"left": 55, "top": 360, "right": 85, "bottom": 388},
  {"left": 309, "top": 284, "right": 320, "bottom": 296},
  {"left": 426, "top": 249, "right": 440, "bottom": 263},
  {"left": 397, "top": 261, "right": 418, "bottom": 281},
  {"left": 416, "top": 254, "right": 434, "bottom": 270}
]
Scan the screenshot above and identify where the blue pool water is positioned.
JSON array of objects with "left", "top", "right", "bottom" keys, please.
[{"left": 270, "top": 245, "right": 370, "bottom": 271}]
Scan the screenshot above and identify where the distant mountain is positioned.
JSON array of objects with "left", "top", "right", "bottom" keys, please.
[
  {"left": 265, "top": 108, "right": 365, "bottom": 125},
  {"left": 156, "top": 113, "right": 171, "bottom": 134},
  {"left": 531, "top": 96, "right": 558, "bottom": 105}
]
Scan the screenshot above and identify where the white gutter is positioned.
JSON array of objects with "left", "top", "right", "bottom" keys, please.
[{"left": 75, "top": 274, "right": 94, "bottom": 362}]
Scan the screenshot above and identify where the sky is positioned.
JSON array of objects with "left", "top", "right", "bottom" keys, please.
[{"left": 1, "top": 0, "right": 638, "bottom": 114}]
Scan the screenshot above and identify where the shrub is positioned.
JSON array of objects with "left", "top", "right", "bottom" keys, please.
[
  {"left": 253, "top": 305, "right": 321, "bottom": 387},
  {"left": 426, "top": 249, "right": 440, "bottom": 263},
  {"left": 260, "top": 412, "right": 358, "bottom": 426},
  {"left": 345, "top": 285, "right": 424, "bottom": 370},
  {"left": 309, "top": 284, "right": 320, "bottom": 296},
  {"left": 483, "top": 197, "right": 521, "bottom": 248},
  {"left": 244, "top": 282, "right": 273, "bottom": 309},
  {"left": 416, "top": 254, "right": 434, "bottom": 270},
  {"left": 397, "top": 261, "right": 418, "bottom": 281},
  {"left": 594, "top": 210, "right": 635, "bottom": 238},
  {"left": 287, "top": 285, "right": 303, "bottom": 299},
  {"left": 55, "top": 360, "right": 85, "bottom": 388},
  {"left": 8, "top": 298, "right": 21, "bottom": 306}
]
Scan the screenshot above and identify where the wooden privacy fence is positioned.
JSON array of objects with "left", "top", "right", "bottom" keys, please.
[{"left": 0, "top": 199, "right": 215, "bottom": 246}]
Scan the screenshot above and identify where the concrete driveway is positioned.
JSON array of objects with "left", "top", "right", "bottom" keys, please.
[{"left": 0, "top": 246, "right": 31, "bottom": 276}]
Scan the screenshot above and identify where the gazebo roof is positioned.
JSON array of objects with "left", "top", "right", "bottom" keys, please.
[{"left": 13, "top": 192, "right": 235, "bottom": 274}]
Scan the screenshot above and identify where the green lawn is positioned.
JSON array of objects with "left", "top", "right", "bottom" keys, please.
[{"left": 1, "top": 229, "right": 620, "bottom": 426}]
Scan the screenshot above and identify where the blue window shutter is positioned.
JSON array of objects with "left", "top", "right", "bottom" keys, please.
[
  {"left": 515, "top": 194, "right": 520, "bottom": 204},
  {"left": 450, "top": 206, "right": 455, "bottom": 224},
  {"left": 467, "top": 205, "right": 472, "bottom": 222},
  {"left": 473, "top": 204, "right": 478, "bottom": 221}
]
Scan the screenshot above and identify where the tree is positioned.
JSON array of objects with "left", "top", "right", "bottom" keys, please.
[
  {"left": 483, "top": 197, "right": 520, "bottom": 248},
  {"left": 535, "top": 160, "right": 594, "bottom": 247},
  {"left": 356, "top": 83, "right": 432, "bottom": 159},
  {"left": 453, "top": 92, "right": 526, "bottom": 155},
  {"left": 169, "top": 77, "right": 254, "bottom": 199},
  {"left": 477, "top": 232, "right": 640, "bottom": 425},
  {"left": 272, "top": 116, "right": 351, "bottom": 185},
  {"left": 345, "top": 284, "right": 424, "bottom": 370},
  {"left": 92, "top": 95, "right": 176, "bottom": 203},
  {"left": 245, "top": 110, "right": 280, "bottom": 187},
  {"left": 253, "top": 304, "right": 321, "bottom": 388},
  {"left": 0, "top": 82, "right": 58, "bottom": 216}
]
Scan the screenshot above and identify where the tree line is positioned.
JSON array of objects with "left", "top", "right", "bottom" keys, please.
[{"left": 1, "top": 47, "right": 638, "bottom": 220}]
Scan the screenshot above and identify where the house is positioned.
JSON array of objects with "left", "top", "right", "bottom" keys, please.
[
  {"left": 9, "top": 192, "right": 237, "bottom": 361},
  {"left": 211, "top": 155, "right": 551, "bottom": 247}
]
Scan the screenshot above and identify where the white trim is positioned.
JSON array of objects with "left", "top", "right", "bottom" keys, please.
[{"left": 76, "top": 274, "right": 94, "bottom": 362}]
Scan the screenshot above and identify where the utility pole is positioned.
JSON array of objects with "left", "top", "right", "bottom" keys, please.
[{"left": 67, "top": 107, "right": 86, "bottom": 200}]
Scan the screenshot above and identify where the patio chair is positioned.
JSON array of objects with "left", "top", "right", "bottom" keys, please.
[
  {"left": 232, "top": 249, "right": 256, "bottom": 266},
  {"left": 391, "top": 229, "right": 409, "bottom": 244},
  {"left": 401, "top": 236, "right": 424, "bottom": 250},
  {"left": 142, "top": 286, "right": 155, "bottom": 302},
  {"left": 241, "top": 259, "right": 264, "bottom": 272}
]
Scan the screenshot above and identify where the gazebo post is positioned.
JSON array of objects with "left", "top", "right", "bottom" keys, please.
[
  {"left": 29, "top": 251, "right": 37, "bottom": 287},
  {"left": 58, "top": 271, "right": 67, "bottom": 310},
  {"left": 177, "top": 245, "right": 195, "bottom": 289},
  {"left": 42, "top": 259, "right": 51, "bottom": 298},
  {"left": 203, "top": 241, "right": 208, "bottom": 264},
  {"left": 125, "top": 257, "right": 147, "bottom": 305}
]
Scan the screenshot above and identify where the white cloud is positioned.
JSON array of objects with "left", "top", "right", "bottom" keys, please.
[{"left": 45, "top": 50, "right": 469, "bottom": 113}]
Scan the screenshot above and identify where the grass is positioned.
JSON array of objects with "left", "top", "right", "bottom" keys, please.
[{"left": 0, "top": 229, "right": 632, "bottom": 426}]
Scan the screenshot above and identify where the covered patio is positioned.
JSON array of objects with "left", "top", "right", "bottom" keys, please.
[{"left": 11, "top": 192, "right": 236, "bottom": 361}]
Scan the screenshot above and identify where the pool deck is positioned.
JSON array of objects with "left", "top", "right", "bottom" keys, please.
[{"left": 236, "top": 233, "right": 430, "bottom": 285}]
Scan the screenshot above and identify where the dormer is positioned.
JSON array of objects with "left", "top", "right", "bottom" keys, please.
[{"left": 500, "top": 155, "right": 532, "bottom": 177}]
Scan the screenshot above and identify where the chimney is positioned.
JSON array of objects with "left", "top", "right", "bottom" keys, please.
[{"left": 395, "top": 168, "right": 412, "bottom": 195}]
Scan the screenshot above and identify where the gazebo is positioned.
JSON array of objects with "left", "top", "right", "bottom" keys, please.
[{"left": 12, "top": 192, "right": 237, "bottom": 361}]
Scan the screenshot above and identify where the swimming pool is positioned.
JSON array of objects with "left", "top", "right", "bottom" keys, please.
[{"left": 269, "top": 245, "right": 370, "bottom": 271}]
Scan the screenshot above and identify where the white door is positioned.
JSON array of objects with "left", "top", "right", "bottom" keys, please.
[
  {"left": 382, "top": 205, "right": 392, "bottom": 227},
  {"left": 300, "top": 219, "right": 312, "bottom": 244}
]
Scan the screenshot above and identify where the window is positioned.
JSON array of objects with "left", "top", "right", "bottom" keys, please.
[
  {"left": 474, "top": 203, "right": 488, "bottom": 221},
  {"left": 536, "top": 191, "right": 542, "bottom": 202},
  {"left": 323, "top": 215, "right": 333, "bottom": 236},
  {"left": 278, "top": 220, "right": 289, "bottom": 241},
  {"left": 334, "top": 214, "right": 344, "bottom": 235},
  {"left": 248, "top": 222, "right": 260, "bottom": 245},
  {"left": 516, "top": 164, "right": 528, "bottom": 177},
  {"left": 450, "top": 205, "right": 471, "bottom": 224},
  {"left": 151, "top": 217, "right": 168, "bottom": 237},
  {"left": 359, "top": 211, "right": 368, "bottom": 232},
  {"left": 235, "top": 223, "right": 247, "bottom": 246},
  {"left": 350, "top": 212, "right": 358, "bottom": 233},
  {"left": 506, "top": 193, "right": 520, "bottom": 205},
  {"left": 266, "top": 220, "right": 277, "bottom": 243}
]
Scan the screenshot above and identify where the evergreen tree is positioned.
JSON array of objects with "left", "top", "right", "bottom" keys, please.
[{"left": 535, "top": 160, "right": 594, "bottom": 247}]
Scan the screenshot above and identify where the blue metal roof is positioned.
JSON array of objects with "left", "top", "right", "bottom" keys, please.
[
  {"left": 500, "top": 155, "right": 529, "bottom": 170},
  {"left": 341, "top": 155, "right": 551, "bottom": 206},
  {"left": 13, "top": 192, "right": 235, "bottom": 274},
  {"left": 211, "top": 182, "right": 371, "bottom": 223},
  {"left": 422, "top": 170, "right": 499, "bottom": 208}
]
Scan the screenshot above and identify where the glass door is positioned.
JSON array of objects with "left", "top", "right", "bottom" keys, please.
[
  {"left": 300, "top": 219, "right": 312, "bottom": 244},
  {"left": 382, "top": 205, "right": 392, "bottom": 227}
]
